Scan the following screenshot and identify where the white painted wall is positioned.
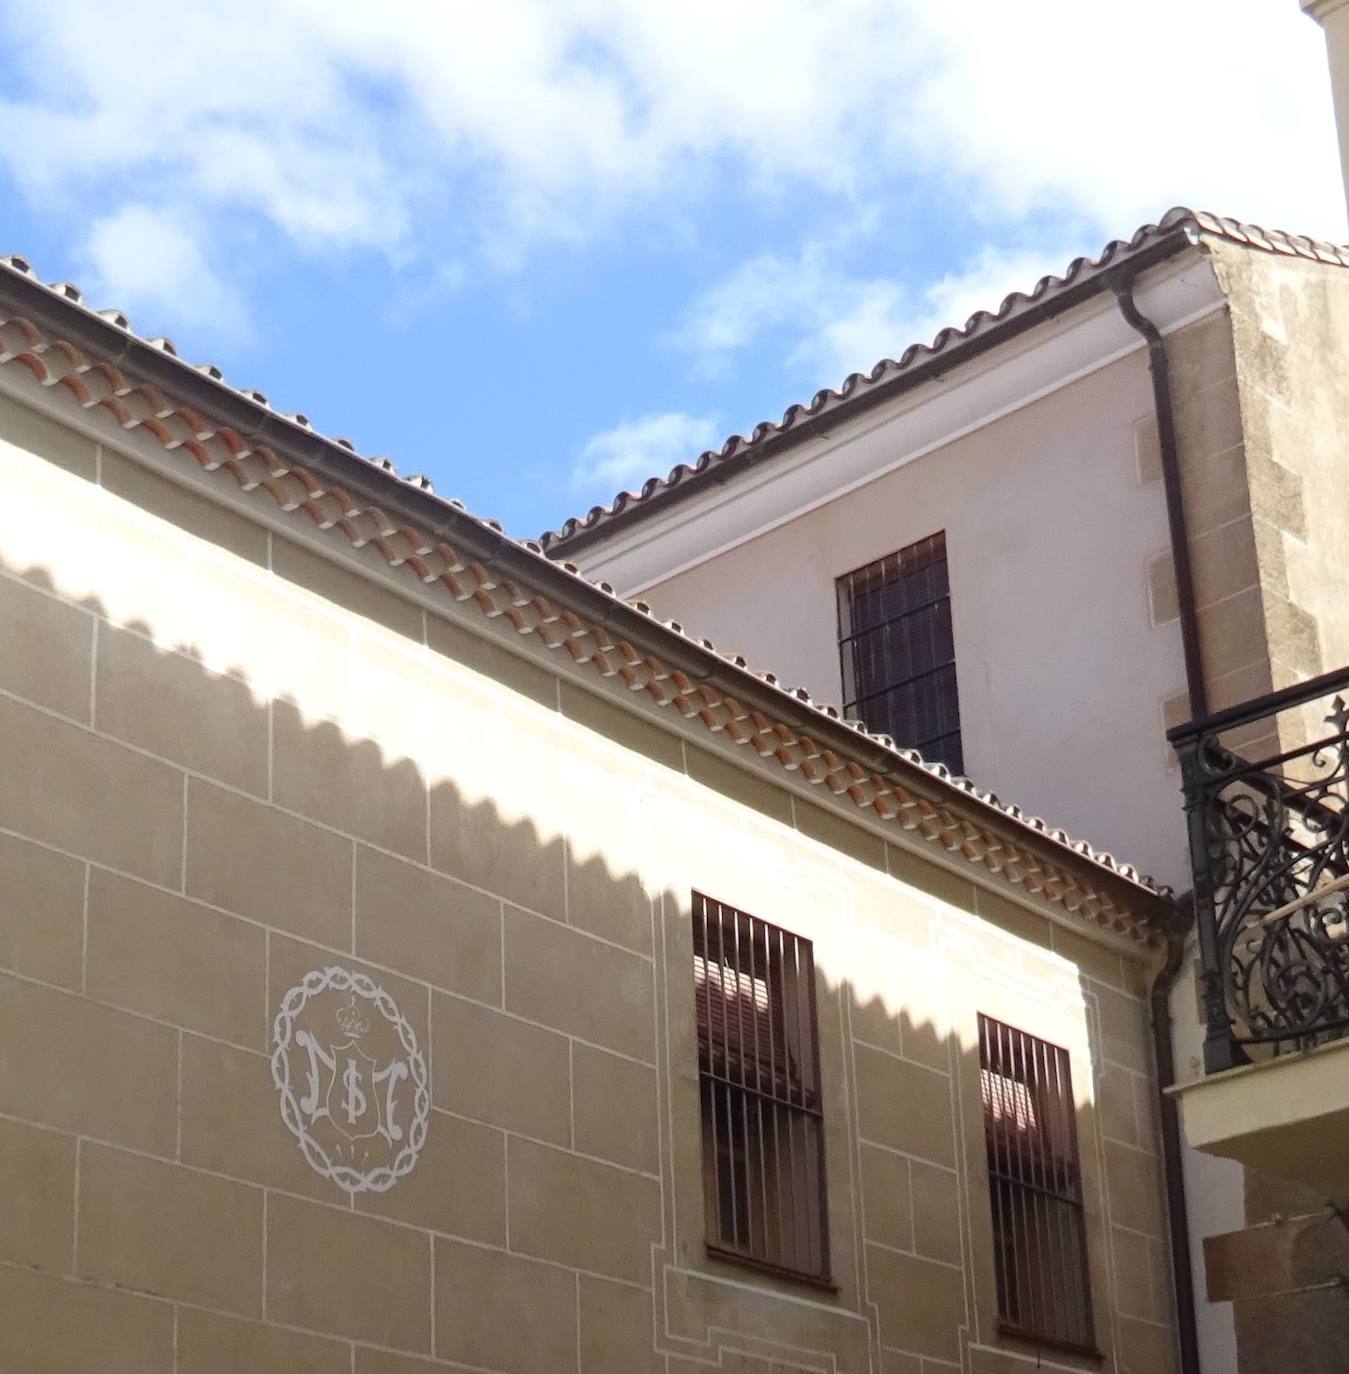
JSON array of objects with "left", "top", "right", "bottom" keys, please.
[{"left": 639, "top": 348, "right": 1191, "bottom": 890}]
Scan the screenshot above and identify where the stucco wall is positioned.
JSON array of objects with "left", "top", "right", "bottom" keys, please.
[
  {"left": 643, "top": 350, "right": 1191, "bottom": 892},
  {"left": 0, "top": 385, "right": 1177, "bottom": 1374}
]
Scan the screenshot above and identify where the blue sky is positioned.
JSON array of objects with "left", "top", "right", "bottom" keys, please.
[{"left": 1, "top": 0, "right": 1342, "bottom": 541}]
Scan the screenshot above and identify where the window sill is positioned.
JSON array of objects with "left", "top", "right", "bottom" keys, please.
[
  {"left": 704, "top": 1244, "right": 838, "bottom": 1295},
  {"left": 996, "top": 1321, "right": 1104, "bottom": 1363}
]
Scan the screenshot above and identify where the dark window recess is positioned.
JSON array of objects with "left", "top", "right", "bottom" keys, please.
[
  {"left": 692, "top": 893, "right": 829, "bottom": 1283},
  {"left": 836, "top": 531, "right": 963, "bottom": 774},
  {"left": 978, "top": 1014, "right": 1096, "bottom": 1354}
]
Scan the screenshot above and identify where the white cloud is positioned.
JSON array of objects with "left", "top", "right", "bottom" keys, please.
[
  {"left": 668, "top": 245, "right": 832, "bottom": 357},
  {"left": 884, "top": 242, "right": 1090, "bottom": 353},
  {"left": 900, "top": 0, "right": 1342, "bottom": 238},
  {"left": 0, "top": 0, "right": 928, "bottom": 293},
  {"left": 0, "top": 0, "right": 1339, "bottom": 332},
  {"left": 669, "top": 241, "right": 903, "bottom": 384},
  {"left": 672, "top": 237, "right": 1086, "bottom": 390},
  {"left": 792, "top": 279, "right": 908, "bottom": 383},
  {"left": 572, "top": 412, "right": 723, "bottom": 494},
  {"left": 81, "top": 205, "right": 249, "bottom": 343}
]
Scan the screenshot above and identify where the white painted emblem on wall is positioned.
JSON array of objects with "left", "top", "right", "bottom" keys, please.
[{"left": 271, "top": 966, "right": 429, "bottom": 1194}]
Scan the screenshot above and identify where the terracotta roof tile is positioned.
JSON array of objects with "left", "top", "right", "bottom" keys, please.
[
  {"left": 0, "top": 248, "right": 1176, "bottom": 937},
  {"left": 540, "top": 207, "right": 1349, "bottom": 553}
]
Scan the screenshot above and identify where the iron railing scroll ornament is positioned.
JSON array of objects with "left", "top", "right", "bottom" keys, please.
[{"left": 1169, "top": 666, "right": 1349, "bottom": 1074}]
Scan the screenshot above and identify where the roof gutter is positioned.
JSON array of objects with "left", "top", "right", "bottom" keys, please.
[
  {"left": 1111, "top": 275, "right": 1208, "bottom": 718},
  {"left": 1150, "top": 926, "right": 1202, "bottom": 1374},
  {"left": 0, "top": 263, "right": 1172, "bottom": 927},
  {"left": 549, "top": 225, "right": 1200, "bottom": 557}
]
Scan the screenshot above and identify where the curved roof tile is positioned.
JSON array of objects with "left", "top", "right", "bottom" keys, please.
[
  {"left": 0, "top": 244, "right": 1177, "bottom": 921},
  {"left": 540, "top": 207, "right": 1349, "bottom": 552}
]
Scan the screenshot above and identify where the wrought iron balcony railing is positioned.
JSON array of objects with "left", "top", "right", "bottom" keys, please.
[{"left": 1169, "top": 666, "right": 1349, "bottom": 1074}]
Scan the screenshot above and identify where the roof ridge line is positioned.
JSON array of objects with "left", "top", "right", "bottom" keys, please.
[
  {"left": 539, "top": 206, "right": 1349, "bottom": 552},
  {"left": 0, "top": 242, "right": 1175, "bottom": 928}
]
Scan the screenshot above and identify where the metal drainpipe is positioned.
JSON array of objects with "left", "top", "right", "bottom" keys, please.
[
  {"left": 1150, "top": 924, "right": 1203, "bottom": 1374},
  {"left": 1113, "top": 273, "right": 1205, "bottom": 1374},
  {"left": 1112, "top": 277, "right": 1208, "bottom": 718}
]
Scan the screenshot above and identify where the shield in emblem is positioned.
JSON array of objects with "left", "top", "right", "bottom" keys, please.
[{"left": 325, "top": 1039, "right": 384, "bottom": 1142}]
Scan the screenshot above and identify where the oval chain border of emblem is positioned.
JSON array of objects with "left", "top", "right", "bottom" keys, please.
[{"left": 271, "top": 965, "right": 430, "bottom": 1195}]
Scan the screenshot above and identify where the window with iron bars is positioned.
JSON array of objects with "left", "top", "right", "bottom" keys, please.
[
  {"left": 692, "top": 893, "right": 830, "bottom": 1283},
  {"left": 836, "top": 531, "right": 962, "bottom": 775},
  {"left": 978, "top": 1014, "right": 1096, "bottom": 1354}
]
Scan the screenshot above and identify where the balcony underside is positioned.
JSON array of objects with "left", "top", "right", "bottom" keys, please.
[{"left": 1174, "top": 1036, "right": 1349, "bottom": 1198}]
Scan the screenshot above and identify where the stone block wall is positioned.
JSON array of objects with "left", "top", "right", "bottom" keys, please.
[
  {"left": 0, "top": 384, "right": 1176, "bottom": 1373},
  {"left": 1151, "top": 305, "right": 1276, "bottom": 751}
]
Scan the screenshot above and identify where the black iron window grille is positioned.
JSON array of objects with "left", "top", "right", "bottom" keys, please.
[
  {"left": 836, "top": 531, "right": 963, "bottom": 775},
  {"left": 692, "top": 893, "right": 829, "bottom": 1283},
  {"left": 1169, "top": 665, "right": 1349, "bottom": 1073},
  {"left": 978, "top": 1014, "right": 1095, "bottom": 1354}
]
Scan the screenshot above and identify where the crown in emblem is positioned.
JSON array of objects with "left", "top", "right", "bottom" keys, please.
[{"left": 335, "top": 996, "right": 369, "bottom": 1039}]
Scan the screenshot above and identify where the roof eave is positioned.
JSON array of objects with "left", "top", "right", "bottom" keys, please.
[
  {"left": 0, "top": 258, "right": 1175, "bottom": 937},
  {"left": 544, "top": 225, "right": 1200, "bottom": 557}
]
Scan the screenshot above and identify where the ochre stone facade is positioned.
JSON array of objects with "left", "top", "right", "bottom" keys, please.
[
  {"left": 1134, "top": 246, "right": 1349, "bottom": 1373},
  {"left": 1156, "top": 245, "right": 1349, "bottom": 755},
  {"left": 0, "top": 383, "right": 1177, "bottom": 1372}
]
